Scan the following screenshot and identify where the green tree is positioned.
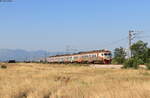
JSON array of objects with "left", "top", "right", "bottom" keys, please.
[
  {"left": 113, "top": 47, "right": 126, "bottom": 64},
  {"left": 146, "top": 48, "right": 150, "bottom": 63},
  {"left": 130, "top": 40, "right": 148, "bottom": 63},
  {"left": 123, "top": 58, "right": 139, "bottom": 69}
]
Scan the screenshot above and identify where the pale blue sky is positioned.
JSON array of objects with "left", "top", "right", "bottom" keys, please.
[{"left": 0, "top": 0, "right": 150, "bottom": 52}]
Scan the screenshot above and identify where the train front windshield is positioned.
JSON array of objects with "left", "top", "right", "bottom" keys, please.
[{"left": 104, "top": 53, "right": 112, "bottom": 57}]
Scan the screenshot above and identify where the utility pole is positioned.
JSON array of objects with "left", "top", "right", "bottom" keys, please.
[{"left": 128, "top": 30, "right": 135, "bottom": 58}]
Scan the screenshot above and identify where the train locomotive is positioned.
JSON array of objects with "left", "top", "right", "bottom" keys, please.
[{"left": 45, "top": 50, "right": 112, "bottom": 64}]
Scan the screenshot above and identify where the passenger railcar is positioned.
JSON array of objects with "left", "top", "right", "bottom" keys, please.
[{"left": 45, "top": 50, "right": 112, "bottom": 64}]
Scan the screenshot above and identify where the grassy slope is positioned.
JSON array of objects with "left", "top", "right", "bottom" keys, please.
[{"left": 0, "top": 63, "right": 150, "bottom": 98}]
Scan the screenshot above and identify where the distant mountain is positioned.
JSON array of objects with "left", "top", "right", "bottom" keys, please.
[{"left": 0, "top": 49, "right": 67, "bottom": 61}]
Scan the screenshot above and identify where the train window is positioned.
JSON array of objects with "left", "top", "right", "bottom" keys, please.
[
  {"left": 82, "top": 55, "right": 86, "bottom": 57},
  {"left": 92, "top": 55, "right": 96, "bottom": 57},
  {"left": 109, "top": 53, "right": 112, "bottom": 56},
  {"left": 104, "top": 53, "right": 112, "bottom": 56},
  {"left": 104, "top": 53, "right": 107, "bottom": 56}
]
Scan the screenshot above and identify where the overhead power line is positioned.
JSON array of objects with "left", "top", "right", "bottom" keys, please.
[
  {"left": 136, "top": 35, "right": 150, "bottom": 38},
  {"left": 100, "top": 36, "right": 128, "bottom": 49}
]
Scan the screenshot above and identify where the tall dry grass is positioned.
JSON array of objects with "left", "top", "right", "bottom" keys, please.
[{"left": 0, "top": 63, "right": 150, "bottom": 98}]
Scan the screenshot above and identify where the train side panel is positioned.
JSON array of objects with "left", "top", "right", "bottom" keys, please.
[{"left": 46, "top": 50, "right": 112, "bottom": 64}]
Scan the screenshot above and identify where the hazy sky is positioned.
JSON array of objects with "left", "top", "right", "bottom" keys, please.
[{"left": 0, "top": 0, "right": 150, "bottom": 52}]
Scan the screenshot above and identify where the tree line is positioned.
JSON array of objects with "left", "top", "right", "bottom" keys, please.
[{"left": 112, "top": 40, "right": 150, "bottom": 69}]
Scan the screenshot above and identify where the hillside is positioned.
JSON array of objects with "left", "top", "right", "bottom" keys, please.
[{"left": 0, "top": 49, "right": 67, "bottom": 61}]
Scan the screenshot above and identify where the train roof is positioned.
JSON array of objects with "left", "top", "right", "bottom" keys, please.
[{"left": 49, "top": 50, "right": 111, "bottom": 57}]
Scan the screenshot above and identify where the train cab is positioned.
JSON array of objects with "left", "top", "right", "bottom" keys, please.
[{"left": 99, "top": 52, "right": 112, "bottom": 64}]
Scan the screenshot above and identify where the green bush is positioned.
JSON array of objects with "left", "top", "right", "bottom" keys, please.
[
  {"left": 146, "top": 63, "right": 150, "bottom": 70},
  {"left": 136, "top": 58, "right": 144, "bottom": 65},
  {"left": 146, "top": 58, "right": 150, "bottom": 64},
  {"left": 112, "top": 58, "right": 125, "bottom": 64},
  {"left": 123, "top": 58, "right": 139, "bottom": 69},
  {"left": 111, "top": 59, "right": 118, "bottom": 64},
  {"left": 1, "top": 65, "right": 7, "bottom": 69}
]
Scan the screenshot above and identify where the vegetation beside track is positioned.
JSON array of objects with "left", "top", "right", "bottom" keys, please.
[{"left": 0, "top": 63, "right": 150, "bottom": 98}]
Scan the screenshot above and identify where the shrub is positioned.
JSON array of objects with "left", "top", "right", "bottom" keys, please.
[
  {"left": 136, "top": 59, "right": 144, "bottom": 65},
  {"left": 123, "top": 58, "right": 139, "bottom": 69},
  {"left": 112, "top": 57, "right": 126, "bottom": 64},
  {"left": 111, "top": 59, "right": 117, "bottom": 64},
  {"left": 146, "top": 63, "right": 150, "bottom": 70},
  {"left": 1, "top": 65, "right": 7, "bottom": 69},
  {"left": 146, "top": 58, "right": 150, "bottom": 64}
]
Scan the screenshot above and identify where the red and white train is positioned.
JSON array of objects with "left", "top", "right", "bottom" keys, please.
[{"left": 44, "top": 50, "right": 112, "bottom": 64}]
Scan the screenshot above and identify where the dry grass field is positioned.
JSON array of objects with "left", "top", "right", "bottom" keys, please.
[{"left": 0, "top": 63, "right": 150, "bottom": 98}]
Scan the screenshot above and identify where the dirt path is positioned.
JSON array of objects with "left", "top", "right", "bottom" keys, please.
[
  {"left": 90, "top": 64, "right": 147, "bottom": 69},
  {"left": 90, "top": 64, "right": 123, "bottom": 69}
]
